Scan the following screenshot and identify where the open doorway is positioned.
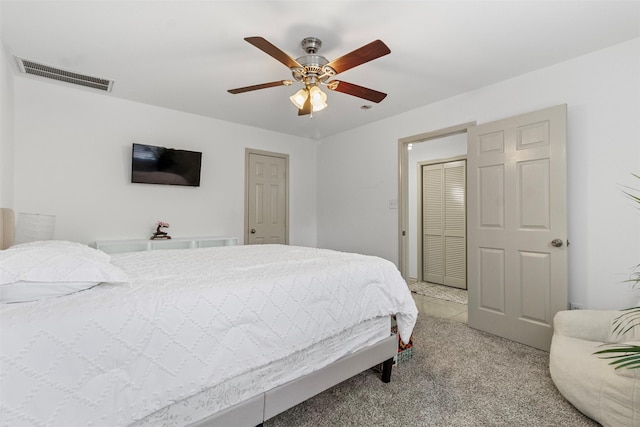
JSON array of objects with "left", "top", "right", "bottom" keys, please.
[{"left": 398, "top": 122, "right": 475, "bottom": 321}]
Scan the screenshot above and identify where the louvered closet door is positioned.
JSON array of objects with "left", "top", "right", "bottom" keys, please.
[
  {"left": 423, "top": 165, "right": 444, "bottom": 284},
  {"left": 443, "top": 161, "right": 466, "bottom": 289},
  {"left": 422, "top": 160, "right": 467, "bottom": 289}
]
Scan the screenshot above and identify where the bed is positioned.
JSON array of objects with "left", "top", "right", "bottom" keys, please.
[{"left": 0, "top": 209, "right": 418, "bottom": 427}]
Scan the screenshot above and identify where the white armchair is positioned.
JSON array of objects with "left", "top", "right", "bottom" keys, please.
[{"left": 550, "top": 309, "right": 640, "bottom": 427}]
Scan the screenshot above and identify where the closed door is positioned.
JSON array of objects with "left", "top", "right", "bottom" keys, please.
[
  {"left": 246, "top": 150, "right": 288, "bottom": 245},
  {"left": 422, "top": 160, "right": 466, "bottom": 289},
  {"left": 467, "top": 104, "right": 567, "bottom": 351}
]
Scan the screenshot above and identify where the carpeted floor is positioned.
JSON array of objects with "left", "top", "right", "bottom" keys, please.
[
  {"left": 410, "top": 281, "right": 468, "bottom": 305},
  {"left": 265, "top": 315, "right": 598, "bottom": 427}
]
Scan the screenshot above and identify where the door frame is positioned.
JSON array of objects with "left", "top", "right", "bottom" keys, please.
[
  {"left": 398, "top": 122, "right": 475, "bottom": 280},
  {"left": 245, "top": 148, "right": 289, "bottom": 245}
]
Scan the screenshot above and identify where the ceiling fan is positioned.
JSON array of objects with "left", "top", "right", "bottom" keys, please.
[{"left": 227, "top": 36, "right": 390, "bottom": 116}]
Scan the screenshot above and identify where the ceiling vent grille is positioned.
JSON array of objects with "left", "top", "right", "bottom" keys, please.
[{"left": 16, "top": 57, "right": 114, "bottom": 92}]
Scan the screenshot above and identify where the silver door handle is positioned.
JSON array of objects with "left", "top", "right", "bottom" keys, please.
[
  {"left": 551, "top": 238, "right": 564, "bottom": 248},
  {"left": 250, "top": 229, "right": 256, "bottom": 234}
]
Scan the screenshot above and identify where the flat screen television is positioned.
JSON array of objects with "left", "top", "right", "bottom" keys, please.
[{"left": 131, "top": 143, "right": 202, "bottom": 187}]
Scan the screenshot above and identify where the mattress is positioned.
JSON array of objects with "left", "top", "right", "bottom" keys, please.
[
  {"left": 134, "top": 316, "right": 391, "bottom": 426},
  {"left": 1, "top": 244, "right": 418, "bottom": 426}
]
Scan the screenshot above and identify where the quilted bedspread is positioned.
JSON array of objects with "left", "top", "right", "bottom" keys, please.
[{"left": 0, "top": 244, "right": 418, "bottom": 426}]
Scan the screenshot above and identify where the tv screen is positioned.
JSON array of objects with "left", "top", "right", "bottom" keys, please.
[{"left": 131, "top": 143, "right": 202, "bottom": 187}]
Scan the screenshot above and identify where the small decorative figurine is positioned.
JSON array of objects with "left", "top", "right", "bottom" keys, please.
[{"left": 151, "top": 221, "right": 172, "bottom": 240}]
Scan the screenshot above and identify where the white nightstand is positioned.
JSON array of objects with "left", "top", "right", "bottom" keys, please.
[{"left": 91, "top": 236, "right": 239, "bottom": 254}]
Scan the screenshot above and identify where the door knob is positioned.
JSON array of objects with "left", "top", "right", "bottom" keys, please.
[
  {"left": 250, "top": 229, "right": 256, "bottom": 234},
  {"left": 551, "top": 238, "right": 564, "bottom": 248}
]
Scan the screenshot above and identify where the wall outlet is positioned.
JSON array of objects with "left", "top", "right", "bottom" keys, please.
[
  {"left": 389, "top": 199, "right": 398, "bottom": 209},
  {"left": 569, "top": 303, "right": 583, "bottom": 310}
]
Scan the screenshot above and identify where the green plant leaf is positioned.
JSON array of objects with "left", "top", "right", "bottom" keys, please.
[
  {"left": 621, "top": 174, "right": 640, "bottom": 289},
  {"left": 611, "top": 307, "right": 640, "bottom": 336},
  {"left": 596, "top": 174, "right": 640, "bottom": 370},
  {"left": 612, "top": 357, "right": 640, "bottom": 370},
  {"left": 594, "top": 345, "right": 640, "bottom": 369}
]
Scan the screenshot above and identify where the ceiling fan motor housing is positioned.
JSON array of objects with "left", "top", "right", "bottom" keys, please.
[
  {"left": 295, "top": 54, "right": 329, "bottom": 69},
  {"left": 301, "top": 37, "right": 322, "bottom": 54},
  {"left": 291, "top": 38, "right": 337, "bottom": 85}
]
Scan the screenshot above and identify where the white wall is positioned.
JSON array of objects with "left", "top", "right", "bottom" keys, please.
[
  {"left": 0, "top": 21, "right": 16, "bottom": 208},
  {"left": 13, "top": 77, "right": 318, "bottom": 247},
  {"left": 318, "top": 38, "right": 640, "bottom": 310},
  {"left": 407, "top": 134, "right": 467, "bottom": 279}
]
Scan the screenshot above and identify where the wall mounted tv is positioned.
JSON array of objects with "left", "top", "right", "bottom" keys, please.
[{"left": 131, "top": 143, "right": 202, "bottom": 187}]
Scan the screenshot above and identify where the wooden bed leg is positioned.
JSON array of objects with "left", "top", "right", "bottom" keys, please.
[{"left": 381, "top": 357, "right": 393, "bottom": 383}]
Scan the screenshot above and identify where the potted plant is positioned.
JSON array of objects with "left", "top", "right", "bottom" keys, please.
[{"left": 594, "top": 174, "right": 640, "bottom": 369}]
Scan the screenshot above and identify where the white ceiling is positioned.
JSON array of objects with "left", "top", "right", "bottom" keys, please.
[{"left": 2, "top": 0, "right": 639, "bottom": 140}]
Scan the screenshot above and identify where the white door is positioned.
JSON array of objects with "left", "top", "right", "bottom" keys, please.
[
  {"left": 467, "top": 104, "right": 567, "bottom": 351},
  {"left": 422, "top": 160, "right": 466, "bottom": 289},
  {"left": 246, "top": 150, "right": 288, "bottom": 245}
]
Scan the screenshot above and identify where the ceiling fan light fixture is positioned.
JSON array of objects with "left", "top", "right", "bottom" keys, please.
[
  {"left": 309, "top": 85, "right": 328, "bottom": 112},
  {"left": 312, "top": 100, "right": 327, "bottom": 112},
  {"left": 289, "top": 88, "right": 308, "bottom": 109}
]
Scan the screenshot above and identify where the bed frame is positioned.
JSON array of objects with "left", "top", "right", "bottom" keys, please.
[
  {"left": 192, "top": 337, "right": 396, "bottom": 427},
  {"left": 0, "top": 207, "right": 398, "bottom": 427}
]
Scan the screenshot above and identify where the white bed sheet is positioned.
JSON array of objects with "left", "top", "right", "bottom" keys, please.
[{"left": 1, "top": 244, "right": 418, "bottom": 427}]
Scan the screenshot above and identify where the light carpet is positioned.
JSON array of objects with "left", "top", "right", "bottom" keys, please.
[
  {"left": 266, "top": 315, "right": 597, "bottom": 427},
  {"left": 410, "top": 281, "right": 468, "bottom": 305}
]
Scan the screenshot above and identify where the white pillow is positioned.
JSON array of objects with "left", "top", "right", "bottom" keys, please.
[
  {"left": 0, "top": 240, "right": 129, "bottom": 302},
  {"left": 9, "top": 240, "right": 110, "bottom": 262},
  {"left": 0, "top": 281, "right": 100, "bottom": 303}
]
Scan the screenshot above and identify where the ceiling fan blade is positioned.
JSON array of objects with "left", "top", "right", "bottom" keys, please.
[
  {"left": 245, "top": 37, "right": 302, "bottom": 69},
  {"left": 227, "top": 80, "right": 292, "bottom": 94},
  {"left": 298, "top": 96, "right": 311, "bottom": 116},
  {"left": 326, "top": 40, "right": 390, "bottom": 74},
  {"left": 326, "top": 80, "right": 387, "bottom": 103}
]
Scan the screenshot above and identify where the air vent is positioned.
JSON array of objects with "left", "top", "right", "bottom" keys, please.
[{"left": 16, "top": 57, "right": 114, "bottom": 92}]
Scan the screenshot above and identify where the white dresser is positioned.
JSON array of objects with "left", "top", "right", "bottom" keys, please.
[{"left": 91, "top": 236, "right": 239, "bottom": 254}]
